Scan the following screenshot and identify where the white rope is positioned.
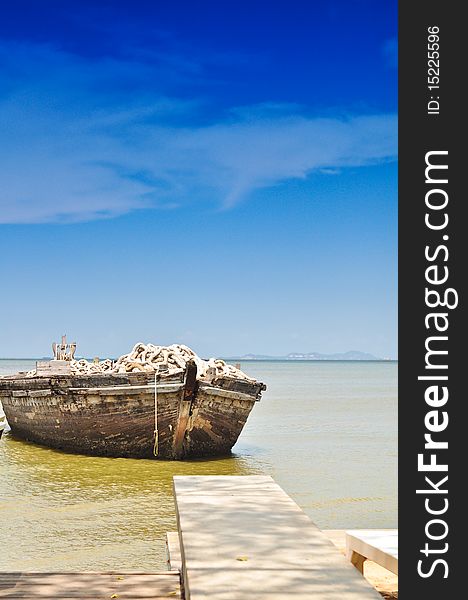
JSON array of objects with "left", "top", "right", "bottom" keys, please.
[
  {"left": 153, "top": 366, "right": 160, "bottom": 457},
  {"left": 61, "top": 342, "right": 256, "bottom": 383}
]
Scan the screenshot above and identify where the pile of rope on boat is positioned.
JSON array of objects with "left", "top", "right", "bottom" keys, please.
[{"left": 68, "top": 343, "right": 255, "bottom": 382}]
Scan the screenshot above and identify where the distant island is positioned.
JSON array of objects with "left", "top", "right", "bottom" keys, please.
[{"left": 227, "top": 351, "right": 388, "bottom": 361}]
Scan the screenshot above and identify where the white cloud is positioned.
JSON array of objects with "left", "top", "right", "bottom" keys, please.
[{"left": 0, "top": 40, "right": 397, "bottom": 224}]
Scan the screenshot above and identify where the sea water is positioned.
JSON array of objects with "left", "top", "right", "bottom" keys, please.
[{"left": 0, "top": 359, "right": 397, "bottom": 571}]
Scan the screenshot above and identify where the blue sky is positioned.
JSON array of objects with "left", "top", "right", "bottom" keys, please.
[{"left": 0, "top": 1, "right": 397, "bottom": 359}]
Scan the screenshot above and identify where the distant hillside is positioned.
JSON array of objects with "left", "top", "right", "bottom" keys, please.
[{"left": 229, "top": 350, "right": 382, "bottom": 361}]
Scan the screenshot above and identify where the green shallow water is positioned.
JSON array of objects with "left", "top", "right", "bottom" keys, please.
[{"left": 0, "top": 360, "right": 397, "bottom": 571}]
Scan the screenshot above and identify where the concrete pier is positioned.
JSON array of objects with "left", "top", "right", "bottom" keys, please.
[{"left": 173, "top": 475, "right": 382, "bottom": 599}]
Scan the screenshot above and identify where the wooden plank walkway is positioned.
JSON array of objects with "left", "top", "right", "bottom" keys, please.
[
  {"left": 0, "top": 572, "right": 181, "bottom": 599},
  {"left": 174, "top": 475, "right": 382, "bottom": 600}
]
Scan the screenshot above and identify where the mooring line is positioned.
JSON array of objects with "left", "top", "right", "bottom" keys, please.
[{"left": 153, "top": 366, "right": 160, "bottom": 457}]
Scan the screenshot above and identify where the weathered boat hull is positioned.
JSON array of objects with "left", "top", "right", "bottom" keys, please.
[{"left": 0, "top": 370, "right": 264, "bottom": 459}]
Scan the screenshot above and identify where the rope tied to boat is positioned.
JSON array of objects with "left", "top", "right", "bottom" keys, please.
[{"left": 153, "top": 366, "right": 160, "bottom": 457}]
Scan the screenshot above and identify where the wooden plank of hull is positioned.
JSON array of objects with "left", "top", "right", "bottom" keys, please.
[
  {"left": 0, "top": 372, "right": 262, "bottom": 459},
  {"left": 182, "top": 385, "right": 257, "bottom": 457},
  {"left": 0, "top": 384, "right": 184, "bottom": 458},
  {"left": 172, "top": 360, "right": 198, "bottom": 459}
]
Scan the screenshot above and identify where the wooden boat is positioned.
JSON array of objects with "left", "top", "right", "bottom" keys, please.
[{"left": 0, "top": 360, "right": 265, "bottom": 459}]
